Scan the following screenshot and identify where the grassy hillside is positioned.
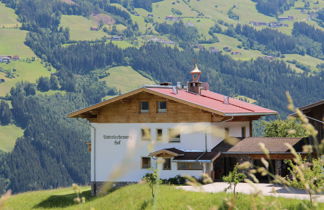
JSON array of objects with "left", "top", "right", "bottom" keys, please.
[
  {"left": 0, "top": 3, "right": 20, "bottom": 28},
  {"left": 60, "top": 15, "right": 108, "bottom": 41},
  {"left": 147, "top": 0, "right": 323, "bottom": 71},
  {"left": 0, "top": 124, "right": 23, "bottom": 152},
  {"left": 100, "top": 66, "right": 155, "bottom": 93},
  {"left": 0, "top": 60, "right": 53, "bottom": 96},
  {"left": 3, "top": 184, "right": 321, "bottom": 210},
  {"left": 0, "top": 29, "right": 35, "bottom": 57},
  {"left": 0, "top": 4, "right": 34, "bottom": 57}
]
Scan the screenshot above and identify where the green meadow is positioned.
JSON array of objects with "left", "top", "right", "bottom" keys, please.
[
  {"left": 0, "top": 60, "right": 52, "bottom": 96},
  {"left": 0, "top": 124, "right": 23, "bottom": 152},
  {"left": 3, "top": 184, "right": 322, "bottom": 210},
  {"left": 0, "top": 3, "right": 20, "bottom": 28},
  {"left": 0, "top": 29, "right": 35, "bottom": 57},
  {"left": 100, "top": 66, "right": 155, "bottom": 93},
  {"left": 60, "top": 15, "right": 107, "bottom": 41}
]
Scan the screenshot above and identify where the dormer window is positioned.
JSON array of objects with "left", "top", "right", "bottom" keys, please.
[
  {"left": 158, "top": 101, "right": 167, "bottom": 113},
  {"left": 140, "top": 101, "right": 149, "bottom": 113}
]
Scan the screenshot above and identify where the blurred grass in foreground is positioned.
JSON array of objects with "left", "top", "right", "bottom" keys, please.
[{"left": 2, "top": 184, "right": 323, "bottom": 210}]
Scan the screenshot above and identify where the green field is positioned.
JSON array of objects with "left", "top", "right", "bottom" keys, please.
[
  {"left": 3, "top": 184, "right": 321, "bottom": 210},
  {"left": 0, "top": 29, "right": 35, "bottom": 57},
  {"left": 60, "top": 15, "right": 107, "bottom": 41},
  {"left": 100, "top": 66, "right": 155, "bottom": 93},
  {"left": 283, "top": 54, "right": 324, "bottom": 72},
  {"left": 0, "top": 3, "right": 20, "bottom": 28},
  {"left": 0, "top": 124, "right": 23, "bottom": 152},
  {"left": 0, "top": 60, "right": 53, "bottom": 96}
]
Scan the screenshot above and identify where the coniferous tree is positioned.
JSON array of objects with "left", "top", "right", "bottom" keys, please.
[{"left": 0, "top": 101, "right": 12, "bottom": 125}]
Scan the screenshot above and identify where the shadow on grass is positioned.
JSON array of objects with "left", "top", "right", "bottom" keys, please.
[
  {"left": 140, "top": 199, "right": 152, "bottom": 210},
  {"left": 33, "top": 187, "right": 120, "bottom": 209},
  {"left": 33, "top": 190, "right": 94, "bottom": 209}
]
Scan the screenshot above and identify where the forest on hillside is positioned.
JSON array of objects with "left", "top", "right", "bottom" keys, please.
[{"left": 0, "top": 0, "right": 323, "bottom": 193}]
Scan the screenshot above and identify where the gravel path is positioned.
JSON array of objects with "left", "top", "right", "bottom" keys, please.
[{"left": 177, "top": 182, "right": 324, "bottom": 203}]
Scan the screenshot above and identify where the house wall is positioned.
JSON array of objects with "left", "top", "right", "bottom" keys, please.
[{"left": 90, "top": 121, "right": 250, "bottom": 183}]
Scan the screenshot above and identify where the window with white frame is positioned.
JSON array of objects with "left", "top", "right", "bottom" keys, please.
[
  {"left": 140, "top": 101, "right": 149, "bottom": 113},
  {"left": 177, "top": 162, "right": 202, "bottom": 170},
  {"left": 163, "top": 158, "right": 171, "bottom": 170},
  {"left": 168, "top": 128, "right": 180, "bottom": 142},
  {"left": 141, "top": 128, "right": 151, "bottom": 141},
  {"left": 157, "top": 101, "right": 167, "bottom": 112},
  {"left": 141, "top": 157, "right": 151, "bottom": 169},
  {"left": 156, "top": 128, "right": 163, "bottom": 141}
]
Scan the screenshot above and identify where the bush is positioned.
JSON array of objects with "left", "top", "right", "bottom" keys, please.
[{"left": 161, "top": 175, "right": 186, "bottom": 185}]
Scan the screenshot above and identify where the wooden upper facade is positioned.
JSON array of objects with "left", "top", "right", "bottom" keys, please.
[{"left": 68, "top": 86, "right": 277, "bottom": 124}]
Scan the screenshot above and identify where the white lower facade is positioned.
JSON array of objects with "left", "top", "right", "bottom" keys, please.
[{"left": 90, "top": 122, "right": 250, "bottom": 182}]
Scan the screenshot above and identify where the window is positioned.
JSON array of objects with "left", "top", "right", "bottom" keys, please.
[
  {"left": 140, "top": 101, "right": 149, "bottom": 113},
  {"left": 158, "top": 101, "right": 167, "bottom": 112},
  {"left": 163, "top": 158, "right": 171, "bottom": 170},
  {"left": 141, "top": 128, "right": 151, "bottom": 141},
  {"left": 141, "top": 157, "right": 151, "bottom": 169},
  {"left": 241, "top": 127, "right": 246, "bottom": 138},
  {"left": 168, "top": 128, "right": 180, "bottom": 142},
  {"left": 177, "top": 162, "right": 202, "bottom": 170},
  {"left": 156, "top": 129, "right": 163, "bottom": 141},
  {"left": 225, "top": 127, "right": 229, "bottom": 137}
]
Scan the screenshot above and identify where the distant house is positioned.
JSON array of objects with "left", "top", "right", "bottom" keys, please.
[
  {"left": 278, "top": 16, "right": 294, "bottom": 21},
  {"left": 165, "top": 16, "right": 181, "bottom": 21},
  {"left": 249, "top": 21, "right": 267, "bottom": 26},
  {"left": 90, "top": 27, "right": 99, "bottom": 31},
  {"left": 262, "top": 56, "right": 275, "bottom": 61},
  {"left": 12, "top": 55, "right": 20, "bottom": 61},
  {"left": 0, "top": 56, "right": 10, "bottom": 63},
  {"left": 111, "top": 36, "right": 123, "bottom": 41},
  {"left": 209, "top": 47, "right": 219, "bottom": 53},
  {"left": 268, "top": 22, "right": 288, "bottom": 28},
  {"left": 223, "top": 47, "right": 231, "bottom": 52},
  {"left": 231, "top": 51, "right": 241, "bottom": 55}
]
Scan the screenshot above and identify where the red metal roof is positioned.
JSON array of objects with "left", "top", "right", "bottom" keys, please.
[{"left": 147, "top": 88, "right": 277, "bottom": 116}]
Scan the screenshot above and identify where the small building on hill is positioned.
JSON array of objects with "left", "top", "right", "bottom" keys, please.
[{"left": 69, "top": 65, "right": 307, "bottom": 195}]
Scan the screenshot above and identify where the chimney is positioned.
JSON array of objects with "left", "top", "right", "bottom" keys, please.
[
  {"left": 188, "top": 64, "right": 202, "bottom": 94},
  {"left": 224, "top": 96, "right": 229, "bottom": 104},
  {"left": 172, "top": 86, "right": 178, "bottom": 94},
  {"left": 176, "top": 82, "right": 182, "bottom": 89}
]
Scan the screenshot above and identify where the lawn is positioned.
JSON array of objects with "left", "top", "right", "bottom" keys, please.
[
  {"left": 0, "top": 3, "right": 20, "bottom": 28},
  {"left": 100, "top": 66, "right": 155, "bottom": 93},
  {"left": 3, "top": 184, "right": 322, "bottom": 210},
  {"left": 0, "top": 60, "right": 52, "bottom": 96},
  {"left": 0, "top": 124, "right": 23, "bottom": 152},
  {"left": 60, "top": 15, "right": 107, "bottom": 41},
  {"left": 0, "top": 29, "right": 35, "bottom": 57}
]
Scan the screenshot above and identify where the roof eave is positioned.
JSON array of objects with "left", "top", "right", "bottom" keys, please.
[{"left": 224, "top": 112, "right": 278, "bottom": 117}]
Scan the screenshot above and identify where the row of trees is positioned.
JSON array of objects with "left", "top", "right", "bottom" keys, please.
[
  {"left": 253, "top": 0, "right": 296, "bottom": 16},
  {"left": 225, "top": 23, "right": 324, "bottom": 59}
]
